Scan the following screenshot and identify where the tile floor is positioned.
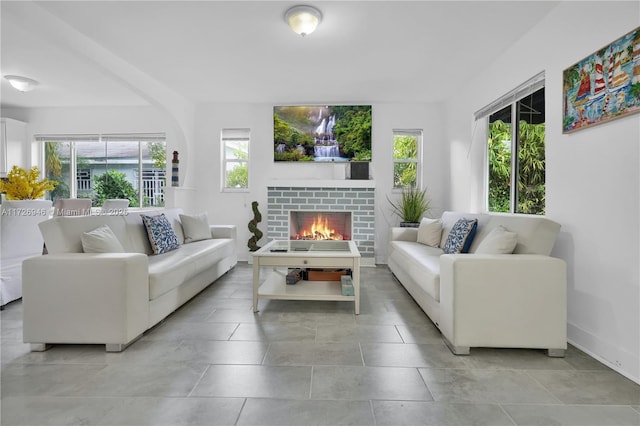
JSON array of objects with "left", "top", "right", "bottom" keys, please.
[{"left": 1, "top": 263, "right": 639, "bottom": 425}]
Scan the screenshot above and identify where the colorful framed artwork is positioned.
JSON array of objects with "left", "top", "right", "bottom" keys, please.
[{"left": 562, "top": 26, "right": 640, "bottom": 133}]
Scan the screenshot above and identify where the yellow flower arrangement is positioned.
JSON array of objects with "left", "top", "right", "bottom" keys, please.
[{"left": 0, "top": 166, "right": 57, "bottom": 200}]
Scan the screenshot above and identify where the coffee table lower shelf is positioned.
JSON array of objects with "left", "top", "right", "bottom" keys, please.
[{"left": 256, "top": 269, "right": 355, "bottom": 303}]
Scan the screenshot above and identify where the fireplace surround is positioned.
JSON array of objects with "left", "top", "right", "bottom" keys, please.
[{"left": 267, "top": 182, "right": 375, "bottom": 261}]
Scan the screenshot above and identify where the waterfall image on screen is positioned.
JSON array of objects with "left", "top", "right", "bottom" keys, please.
[{"left": 274, "top": 105, "right": 372, "bottom": 162}]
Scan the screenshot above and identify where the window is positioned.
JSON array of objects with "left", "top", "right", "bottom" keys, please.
[
  {"left": 392, "top": 129, "right": 422, "bottom": 189},
  {"left": 475, "top": 72, "right": 545, "bottom": 215},
  {"left": 221, "top": 128, "right": 249, "bottom": 191},
  {"left": 39, "top": 133, "right": 166, "bottom": 207}
]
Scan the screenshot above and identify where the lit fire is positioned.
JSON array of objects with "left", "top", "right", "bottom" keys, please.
[{"left": 294, "top": 214, "right": 344, "bottom": 240}]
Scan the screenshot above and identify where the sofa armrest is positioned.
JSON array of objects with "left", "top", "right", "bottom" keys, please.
[
  {"left": 388, "top": 226, "right": 418, "bottom": 242},
  {"left": 22, "top": 253, "right": 149, "bottom": 347},
  {"left": 439, "top": 254, "right": 567, "bottom": 351},
  {"left": 210, "top": 225, "right": 237, "bottom": 240}
]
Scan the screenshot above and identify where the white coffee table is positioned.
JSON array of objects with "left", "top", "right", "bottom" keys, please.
[{"left": 251, "top": 240, "right": 361, "bottom": 314}]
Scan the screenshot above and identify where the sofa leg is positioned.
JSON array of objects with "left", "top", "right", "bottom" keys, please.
[
  {"left": 30, "top": 343, "right": 52, "bottom": 352},
  {"left": 105, "top": 344, "right": 125, "bottom": 352},
  {"left": 443, "top": 338, "right": 470, "bottom": 356},
  {"left": 547, "top": 348, "right": 565, "bottom": 358},
  {"left": 105, "top": 333, "right": 143, "bottom": 352}
]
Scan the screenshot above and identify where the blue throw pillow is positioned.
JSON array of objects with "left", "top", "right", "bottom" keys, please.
[
  {"left": 141, "top": 213, "right": 180, "bottom": 254},
  {"left": 443, "top": 218, "right": 478, "bottom": 254}
]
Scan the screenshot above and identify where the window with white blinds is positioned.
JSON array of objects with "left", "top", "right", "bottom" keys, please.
[
  {"left": 474, "top": 72, "right": 546, "bottom": 215},
  {"left": 37, "top": 133, "right": 166, "bottom": 207},
  {"left": 474, "top": 71, "right": 545, "bottom": 121}
]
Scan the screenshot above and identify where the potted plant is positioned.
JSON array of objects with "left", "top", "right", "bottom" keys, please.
[
  {"left": 0, "top": 165, "right": 57, "bottom": 200},
  {"left": 388, "top": 185, "right": 431, "bottom": 227}
]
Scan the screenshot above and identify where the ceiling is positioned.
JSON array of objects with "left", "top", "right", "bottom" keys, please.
[{"left": 1, "top": 1, "right": 560, "bottom": 109}]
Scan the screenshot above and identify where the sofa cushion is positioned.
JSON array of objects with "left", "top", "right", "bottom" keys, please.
[
  {"left": 180, "top": 213, "right": 212, "bottom": 243},
  {"left": 416, "top": 218, "right": 442, "bottom": 247},
  {"left": 81, "top": 225, "right": 125, "bottom": 253},
  {"left": 147, "top": 238, "right": 234, "bottom": 300},
  {"left": 443, "top": 218, "right": 478, "bottom": 254},
  {"left": 141, "top": 213, "right": 180, "bottom": 255},
  {"left": 388, "top": 240, "right": 443, "bottom": 301},
  {"left": 475, "top": 225, "right": 518, "bottom": 254}
]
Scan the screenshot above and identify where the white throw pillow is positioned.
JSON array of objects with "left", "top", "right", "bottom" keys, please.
[
  {"left": 475, "top": 225, "right": 518, "bottom": 254},
  {"left": 416, "top": 218, "right": 442, "bottom": 247},
  {"left": 81, "top": 225, "right": 125, "bottom": 253},
  {"left": 180, "top": 213, "right": 211, "bottom": 243}
]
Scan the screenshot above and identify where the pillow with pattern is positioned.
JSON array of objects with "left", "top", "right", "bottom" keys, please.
[
  {"left": 140, "top": 213, "right": 180, "bottom": 254},
  {"left": 443, "top": 218, "right": 478, "bottom": 254}
]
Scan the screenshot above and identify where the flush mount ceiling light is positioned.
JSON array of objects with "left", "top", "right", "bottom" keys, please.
[
  {"left": 284, "top": 5, "right": 322, "bottom": 37},
  {"left": 4, "top": 75, "right": 39, "bottom": 92}
]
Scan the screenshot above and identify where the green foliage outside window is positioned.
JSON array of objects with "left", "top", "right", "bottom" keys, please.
[
  {"left": 225, "top": 143, "right": 249, "bottom": 188},
  {"left": 517, "top": 121, "right": 546, "bottom": 214},
  {"left": 45, "top": 141, "right": 70, "bottom": 202},
  {"left": 227, "top": 164, "right": 248, "bottom": 188},
  {"left": 487, "top": 121, "right": 511, "bottom": 213},
  {"left": 393, "top": 135, "right": 418, "bottom": 188},
  {"left": 147, "top": 142, "right": 166, "bottom": 169},
  {"left": 488, "top": 120, "right": 545, "bottom": 215},
  {"left": 93, "top": 169, "right": 139, "bottom": 207}
]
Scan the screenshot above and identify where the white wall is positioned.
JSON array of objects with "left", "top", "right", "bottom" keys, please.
[
  {"left": 192, "top": 102, "right": 447, "bottom": 263},
  {"left": 445, "top": 2, "right": 640, "bottom": 383}
]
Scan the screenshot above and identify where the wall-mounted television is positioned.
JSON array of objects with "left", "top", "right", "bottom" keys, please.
[{"left": 274, "top": 105, "right": 372, "bottom": 162}]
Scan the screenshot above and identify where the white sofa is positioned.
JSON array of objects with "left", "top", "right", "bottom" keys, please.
[
  {"left": 387, "top": 211, "right": 567, "bottom": 356},
  {"left": 22, "top": 208, "right": 237, "bottom": 352}
]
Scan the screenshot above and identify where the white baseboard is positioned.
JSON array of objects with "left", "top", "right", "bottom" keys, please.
[{"left": 568, "top": 322, "right": 639, "bottom": 385}]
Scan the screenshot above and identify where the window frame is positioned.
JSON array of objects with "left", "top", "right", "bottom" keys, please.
[
  {"left": 476, "top": 72, "right": 546, "bottom": 215},
  {"left": 392, "top": 129, "right": 423, "bottom": 191},
  {"left": 38, "top": 133, "right": 166, "bottom": 208},
  {"left": 221, "top": 128, "right": 250, "bottom": 192}
]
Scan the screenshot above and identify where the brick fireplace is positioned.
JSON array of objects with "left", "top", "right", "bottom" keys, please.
[{"left": 267, "top": 183, "right": 375, "bottom": 261}]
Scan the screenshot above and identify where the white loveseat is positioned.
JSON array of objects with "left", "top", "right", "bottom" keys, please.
[
  {"left": 22, "top": 208, "right": 237, "bottom": 352},
  {"left": 387, "top": 211, "right": 567, "bottom": 356}
]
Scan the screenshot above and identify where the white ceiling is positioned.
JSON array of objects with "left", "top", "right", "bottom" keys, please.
[{"left": 1, "top": 1, "right": 560, "bottom": 109}]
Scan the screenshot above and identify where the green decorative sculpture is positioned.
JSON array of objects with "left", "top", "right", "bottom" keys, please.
[{"left": 247, "top": 201, "right": 263, "bottom": 252}]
